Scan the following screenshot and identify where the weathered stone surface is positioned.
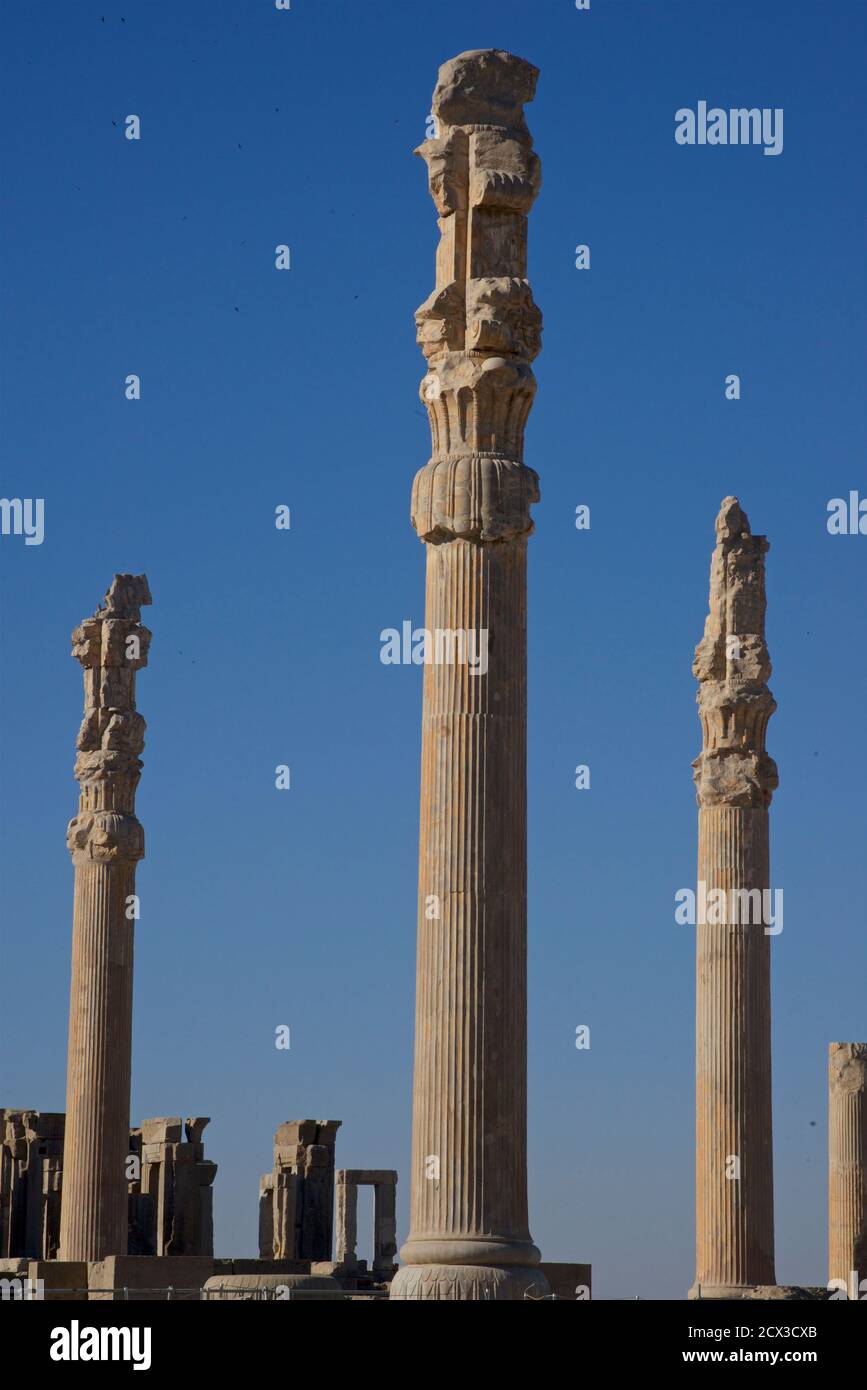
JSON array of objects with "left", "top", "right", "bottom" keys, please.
[
  {"left": 275, "top": 1121, "right": 318, "bottom": 1147},
  {"left": 185, "top": 1116, "right": 210, "bottom": 1145},
  {"left": 692, "top": 498, "right": 777, "bottom": 810},
  {"left": 60, "top": 576, "right": 152, "bottom": 1264},
  {"left": 393, "top": 1264, "right": 544, "bottom": 1301},
  {"left": 336, "top": 1168, "right": 397, "bottom": 1186},
  {"left": 409, "top": 49, "right": 542, "bottom": 547},
  {"left": 1, "top": 1108, "right": 215, "bottom": 1261},
  {"left": 828, "top": 1042, "right": 867, "bottom": 1290},
  {"left": 335, "top": 1170, "right": 398, "bottom": 1270},
  {"left": 691, "top": 502, "right": 776, "bottom": 1295},
  {"left": 213, "top": 1258, "right": 310, "bottom": 1276},
  {"left": 335, "top": 1177, "right": 357, "bottom": 1265},
  {"left": 391, "top": 50, "right": 547, "bottom": 1303},
  {"left": 202, "top": 1273, "right": 342, "bottom": 1301},
  {"left": 88, "top": 1254, "right": 214, "bottom": 1301},
  {"left": 411, "top": 451, "right": 539, "bottom": 544},
  {"left": 689, "top": 1284, "right": 832, "bottom": 1302},
  {"left": 129, "top": 1116, "right": 216, "bottom": 1257},
  {"left": 140, "top": 1117, "right": 182, "bottom": 1145},
  {"left": 0, "top": 1110, "right": 65, "bottom": 1259},
  {"left": 258, "top": 1121, "right": 341, "bottom": 1261}
]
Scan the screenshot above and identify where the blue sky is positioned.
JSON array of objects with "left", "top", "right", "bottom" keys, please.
[{"left": 1, "top": 0, "right": 864, "bottom": 1298}]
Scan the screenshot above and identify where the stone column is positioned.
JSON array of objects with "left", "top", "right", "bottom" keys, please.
[
  {"left": 373, "top": 1174, "right": 398, "bottom": 1272},
  {"left": 690, "top": 500, "right": 777, "bottom": 1297},
  {"left": 390, "top": 49, "right": 547, "bottom": 1301},
  {"left": 828, "top": 1043, "right": 867, "bottom": 1294},
  {"left": 335, "top": 1173, "right": 358, "bottom": 1264},
  {"left": 59, "top": 575, "right": 152, "bottom": 1262}
]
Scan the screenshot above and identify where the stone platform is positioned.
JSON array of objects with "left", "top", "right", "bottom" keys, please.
[{"left": 688, "top": 1283, "right": 832, "bottom": 1301}]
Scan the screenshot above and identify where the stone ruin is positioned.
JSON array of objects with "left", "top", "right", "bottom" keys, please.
[
  {"left": 2, "top": 1106, "right": 407, "bottom": 1297},
  {"left": 127, "top": 1117, "right": 217, "bottom": 1257},
  {"left": 1, "top": 1109, "right": 216, "bottom": 1261},
  {"left": 258, "top": 1120, "right": 341, "bottom": 1261},
  {"left": 0, "top": 1110, "right": 64, "bottom": 1260},
  {"left": 335, "top": 1169, "right": 398, "bottom": 1275}
]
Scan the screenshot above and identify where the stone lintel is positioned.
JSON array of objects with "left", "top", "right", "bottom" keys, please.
[
  {"left": 336, "top": 1168, "right": 398, "bottom": 1187},
  {"left": 274, "top": 1119, "right": 341, "bottom": 1149},
  {"left": 140, "top": 1117, "right": 183, "bottom": 1145}
]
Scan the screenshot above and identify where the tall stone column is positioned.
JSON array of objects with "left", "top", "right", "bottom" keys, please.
[
  {"left": 689, "top": 500, "right": 777, "bottom": 1298},
  {"left": 59, "top": 575, "right": 152, "bottom": 1262},
  {"left": 390, "top": 49, "right": 547, "bottom": 1301},
  {"left": 828, "top": 1043, "right": 867, "bottom": 1293}
]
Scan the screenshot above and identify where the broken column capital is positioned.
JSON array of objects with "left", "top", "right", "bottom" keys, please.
[
  {"left": 693, "top": 498, "right": 777, "bottom": 809},
  {"left": 411, "top": 49, "right": 542, "bottom": 540},
  {"left": 67, "top": 575, "right": 151, "bottom": 866}
]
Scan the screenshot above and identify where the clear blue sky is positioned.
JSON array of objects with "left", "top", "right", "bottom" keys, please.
[{"left": 1, "top": 1, "right": 864, "bottom": 1299}]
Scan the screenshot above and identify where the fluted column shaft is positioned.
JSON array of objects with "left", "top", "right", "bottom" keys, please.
[
  {"left": 828, "top": 1043, "right": 867, "bottom": 1291},
  {"left": 695, "top": 806, "right": 774, "bottom": 1287},
  {"left": 60, "top": 862, "right": 136, "bottom": 1259},
  {"left": 406, "top": 538, "right": 531, "bottom": 1260}
]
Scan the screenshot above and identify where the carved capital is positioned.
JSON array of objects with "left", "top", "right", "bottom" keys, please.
[
  {"left": 68, "top": 576, "right": 151, "bottom": 859},
  {"left": 829, "top": 1043, "right": 867, "bottom": 1095},
  {"left": 693, "top": 749, "right": 779, "bottom": 810},
  {"left": 414, "top": 50, "right": 541, "bottom": 544},
  {"left": 412, "top": 453, "right": 539, "bottom": 543},
  {"left": 693, "top": 500, "right": 777, "bottom": 805},
  {"left": 67, "top": 810, "right": 145, "bottom": 863},
  {"left": 419, "top": 354, "right": 536, "bottom": 461},
  {"left": 429, "top": 49, "right": 539, "bottom": 132}
]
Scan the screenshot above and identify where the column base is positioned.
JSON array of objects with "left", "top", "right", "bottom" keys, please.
[{"left": 390, "top": 1263, "right": 550, "bottom": 1300}]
